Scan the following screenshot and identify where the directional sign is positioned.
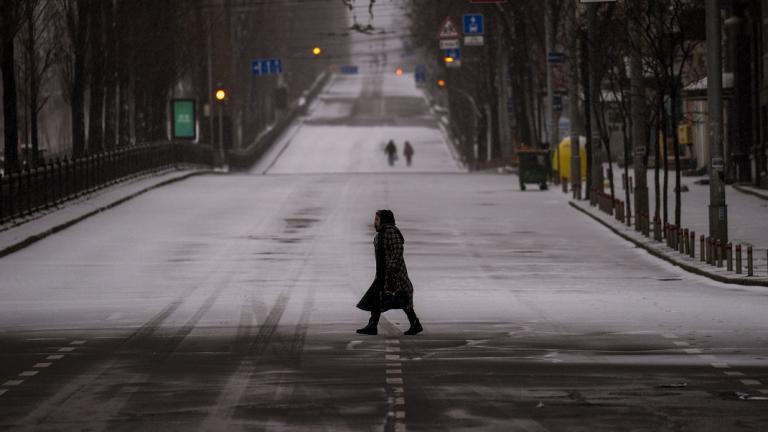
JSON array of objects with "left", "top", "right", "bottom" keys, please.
[
  {"left": 438, "top": 17, "right": 460, "bottom": 39},
  {"left": 340, "top": 65, "right": 359, "bottom": 75},
  {"left": 251, "top": 58, "right": 283, "bottom": 76},
  {"left": 440, "top": 39, "right": 460, "bottom": 50},
  {"left": 463, "top": 14, "right": 484, "bottom": 35},
  {"left": 464, "top": 36, "right": 484, "bottom": 46},
  {"left": 547, "top": 52, "right": 565, "bottom": 64}
]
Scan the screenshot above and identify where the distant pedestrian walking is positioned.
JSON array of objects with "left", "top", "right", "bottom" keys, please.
[
  {"left": 385, "top": 140, "right": 398, "bottom": 166},
  {"left": 403, "top": 141, "right": 414, "bottom": 166},
  {"left": 356, "top": 210, "right": 423, "bottom": 336}
]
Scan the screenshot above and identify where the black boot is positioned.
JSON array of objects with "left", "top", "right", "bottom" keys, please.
[
  {"left": 356, "top": 312, "right": 379, "bottom": 335},
  {"left": 403, "top": 308, "right": 423, "bottom": 335}
]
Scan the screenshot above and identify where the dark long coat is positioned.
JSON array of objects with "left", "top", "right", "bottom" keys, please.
[{"left": 356, "top": 224, "right": 414, "bottom": 312}]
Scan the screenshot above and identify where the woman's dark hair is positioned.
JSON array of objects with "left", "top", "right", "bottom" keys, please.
[{"left": 376, "top": 209, "right": 396, "bottom": 225}]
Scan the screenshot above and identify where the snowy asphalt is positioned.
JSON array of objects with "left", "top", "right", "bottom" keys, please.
[{"left": 2, "top": 71, "right": 768, "bottom": 431}]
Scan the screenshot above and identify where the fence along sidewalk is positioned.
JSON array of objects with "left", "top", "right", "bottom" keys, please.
[{"left": 0, "top": 141, "right": 212, "bottom": 225}]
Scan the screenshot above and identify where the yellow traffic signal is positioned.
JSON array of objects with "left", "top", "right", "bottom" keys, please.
[
  {"left": 312, "top": 46, "right": 322, "bottom": 56},
  {"left": 395, "top": 68, "right": 404, "bottom": 76},
  {"left": 215, "top": 89, "right": 226, "bottom": 101},
  {"left": 437, "top": 79, "right": 446, "bottom": 88},
  {"left": 444, "top": 56, "right": 455, "bottom": 64}
]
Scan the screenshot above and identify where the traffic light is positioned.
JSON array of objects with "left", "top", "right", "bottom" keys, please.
[
  {"left": 437, "top": 79, "right": 446, "bottom": 88},
  {"left": 395, "top": 68, "right": 404, "bottom": 76},
  {"left": 215, "top": 89, "right": 227, "bottom": 101},
  {"left": 312, "top": 46, "right": 322, "bottom": 56}
]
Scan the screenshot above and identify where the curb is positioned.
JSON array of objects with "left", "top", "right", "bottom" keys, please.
[
  {"left": 732, "top": 184, "right": 768, "bottom": 202},
  {"left": 569, "top": 200, "right": 768, "bottom": 288},
  {"left": 0, "top": 170, "right": 210, "bottom": 259}
]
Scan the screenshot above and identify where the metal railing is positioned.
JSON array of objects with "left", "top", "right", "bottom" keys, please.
[{"left": 0, "top": 141, "right": 212, "bottom": 225}]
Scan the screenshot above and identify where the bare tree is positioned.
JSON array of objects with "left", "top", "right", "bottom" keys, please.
[{"left": 1, "top": 0, "right": 23, "bottom": 172}]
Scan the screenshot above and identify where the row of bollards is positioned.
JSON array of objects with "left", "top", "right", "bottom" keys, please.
[{"left": 660, "top": 223, "right": 763, "bottom": 277}]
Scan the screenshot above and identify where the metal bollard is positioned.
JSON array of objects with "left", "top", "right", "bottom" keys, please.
[
  {"left": 726, "top": 243, "right": 733, "bottom": 271},
  {"left": 690, "top": 231, "right": 696, "bottom": 258},
  {"left": 747, "top": 246, "right": 753, "bottom": 276},
  {"left": 736, "top": 245, "right": 742, "bottom": 274},
  {"left": 700, "top": 235, "right": 705, "bottom": 262},
  {"left": 714, "top": 239, "right": 723, "bottom": 267}
]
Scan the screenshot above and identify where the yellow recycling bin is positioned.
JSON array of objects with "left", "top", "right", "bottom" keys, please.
[{"left": 552, "top": 136, "right": 587, "bottom": 182}]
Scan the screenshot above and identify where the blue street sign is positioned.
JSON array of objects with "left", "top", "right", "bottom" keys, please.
[
  {"left": 340, "top": 65, "right": 359, "bottom": 75},
  {"left": 444, "top": 48, "right": 461, "bottom": 61},
  {"left": 251, "top": 58, "right": 283, "bottom": 76},
  {"left": 463, "top": 14, "right": 484, "bottom": 36},
  {"left": 547, "top": 52, "right": 565, "bottom": 64},
  {"left": 415, "top": 65, "right": 427, "bottom": 84}
]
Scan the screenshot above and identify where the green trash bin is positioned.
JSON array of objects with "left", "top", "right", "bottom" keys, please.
[{"left": 517, "top": 149, "right": 550, "bottom": 191}]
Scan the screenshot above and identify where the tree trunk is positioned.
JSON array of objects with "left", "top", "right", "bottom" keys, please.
[
  {"left": 87, "top": 1, "right": 104, "bottom": 153},
  {"left": 654, "top": 95, "right": 662, "bottom": 224},
  {"left": 623, "top": 120, "right": 631, "bottom": 225},
  {"left": 671, "top": 84, "right": 682, "bottom": 226},
  {"left": 1, "top": 2, "right": 19, "bottom": 172},
  {"left": 26, "top": 0, "right": 40, "bottom": 167},
  {"left": 70, "top": 1, "right": 89, "bottom": 158},
  {"left": 103, "top": 0, "right": 117, "bottom": 150}
]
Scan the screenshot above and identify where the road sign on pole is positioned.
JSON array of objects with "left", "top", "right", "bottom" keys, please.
[
  {"left": 463, "top": 14, "right": 484, "bottom": 35},
  {"left": 438, "top": 17, "right": 460, "bottom": 39},
  {"left": 440, "top": 39, "right": 460, "bottom": 50},
  {"left": 172, "top": 99, "right": 196, "bottom": 140},
  {"left": 251, "top": 58, "right": 283, "bottom": 76},
  {"left": 444, "top": 48, "right": 461, "bottom": 68}
]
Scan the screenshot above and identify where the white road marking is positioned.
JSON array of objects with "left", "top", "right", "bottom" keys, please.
[
  {"left": 19, "top": 371, "right": 38, "bottom": 377},
  {"left": 395, "top": 424, "right": 407, "bottom": 432},
  {"left": 396, "top": 411, "right": 406, "bottom": 419},
  {"left": 741, "top": 379, "right": 762, "bottom": 386},
  {"left": 662, "top": 333, "right": 679, "bottom": 339},
  {"left": 70, "top": 340, "right": 86, "bottom": 345},
  {"left": 58, "top": 347, "right": 75, "bottom": 352},
  {"left": 33, "top": 363, "right": 52, "bottom": 368},
  {"left": 386, "top": 346, "right": 400, "bottom": 352},
  {"left": 386, "top": 339, "right": 400, "bottom": 345},
  {"left": 672, "top": 341, "right": 690, "bottom": 346},
  {"left": 724, "top": 371, "right": 745, "bottom": 376},
  {"left": 386, "top": 354, "right": 400, "bottom": 361},
  {"left": 3, "top": 380, "right": 23, "bottom": 386},
  {"left": 25, "top": 338, "right": 65, "bottom": 341},
  {"left": 393, "top": 387, "right": 404, "bottom": 394},
  {"left": 0, "top": 389, "right": 6, "bottom": 396},
  {"left": 683, "top": 348, "right": 702, "bottom": 354},
  {"left": 387, "top": 369, "right": 402, "bottom": 375},
  {"left": 711, "top": 363, "right": 730, "bottom": 369},
  {"left": 106, "top": 312, "right": 125, "bottom": 321},
  {"left": 698, "top": 355, "right": 717, "bottom": 361},
  {"left": 46, "top": 355, "right": 64, "bottom": 360},
  {"left": 386, "top": 378, "right": 404, "bottom": 385},
  {"left": 395, "top": 397, "right": 405, "bottom": 405},
  {"left": 386, "top": 363, "right": 401, "bottom": 367},
  {"left": 346, "top": 340, "right": 362, "bottom": 350},
  {"left": 759, "top": 390, "right": 768, "bottom": 394}
]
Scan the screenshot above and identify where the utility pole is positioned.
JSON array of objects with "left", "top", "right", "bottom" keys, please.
[
  {"left": 206, "top": 14, "right": 217, "bottom": 165},
  {"left": 706, "top": 0, "right": 728, "bottom": 242},
  {"left": 545, "top": 1, "right": 560, "bottom": 182},
  {"left": 629, "top": 8, "right": 649, "bottom": 232}
]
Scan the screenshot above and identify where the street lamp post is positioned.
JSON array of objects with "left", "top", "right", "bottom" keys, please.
[{"left": 706, "top": 0, "right": 728, "bottom": 243}]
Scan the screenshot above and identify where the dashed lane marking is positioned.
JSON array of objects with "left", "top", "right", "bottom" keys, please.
[
  {"left": 699, "top": 355, "right": 717, "bottom": 361},
  {"left": 3, "top": 380, "right": 23, "bottom": 386},
  {"left": 759, "top": 390, "right": 768, "bottom": 394},
  {"left": 19, "top": 371, "right": 38, "bottom": 377},
  {"left": 58, "top": 347, "right": 76, "bottom": 353},
  {"left": 70, "top": 340, "right": 86, "bottom": 345},
  {"left": 724, "top": 371, "right": 745, "bottom": 376},
  {"left": 711, "top": 363, "right": 730, "bottom": 369},
  {"left": 683, "top": 348, "right": 702, "bottom": 354},
  {"left": 34, "top": 363, "right": 52, "bottom": 368},
  {"left": 46, "top": 355, "right": 64, "bottom": 360},
  {"left": 0, "top": 389, "right": 6, "bottom": 396},
  {"left": 672, "top": 341, "right": 690, "bottom": 346},
  {"left": 741, "top": 379, "right": 762, "bottom": 386},
  {"left": 662, "top": 333, "right": 679, "bottom": 339}
]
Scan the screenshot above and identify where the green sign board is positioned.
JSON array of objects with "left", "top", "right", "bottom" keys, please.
[{"left": 172, "top": 99, "right": 196, "bottom": 140}]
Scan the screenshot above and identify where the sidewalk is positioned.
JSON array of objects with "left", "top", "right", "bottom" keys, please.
[
  {"left": 566, "top": 174, "right": 768, "bottom": 286},
  {"left": 0, "top": 168, "right": 211, "bottom": 259}
]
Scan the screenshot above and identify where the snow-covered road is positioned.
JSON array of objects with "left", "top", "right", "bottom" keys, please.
[{"left": 1, "top": 35, "right": 768, "bottom": 432}]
